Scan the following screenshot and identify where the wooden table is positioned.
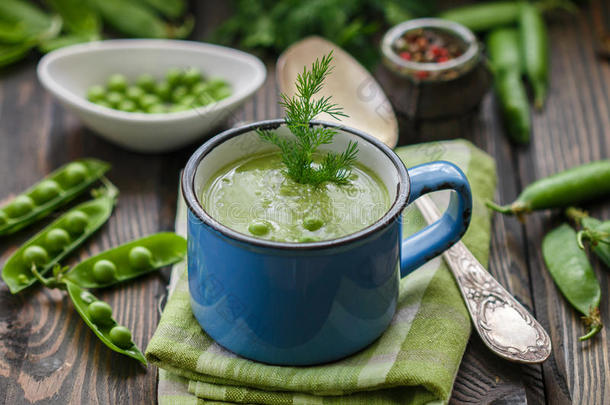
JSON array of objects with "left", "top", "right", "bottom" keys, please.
[{"left": 1, "top": 1, "right": 609, "bottom": 404}]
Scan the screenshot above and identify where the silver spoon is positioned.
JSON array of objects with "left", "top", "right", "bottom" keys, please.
[
  {"left": 277, "top": 37, "right": 551, "bottom": 363},
  {"left": 415, "top": 196, "right": 551, "bottom": 363}
]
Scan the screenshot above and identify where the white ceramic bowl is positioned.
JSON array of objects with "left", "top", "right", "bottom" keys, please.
[{"left": 37, "top": 39, "right": 267, "bottom": 153}]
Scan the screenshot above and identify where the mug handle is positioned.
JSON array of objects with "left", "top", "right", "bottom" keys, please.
[{"left": 400, "top": 161, "right": 472, "bottom": 277}]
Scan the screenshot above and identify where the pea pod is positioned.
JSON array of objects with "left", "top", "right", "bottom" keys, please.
[
  {"left": 89, "top": 0, "right": 192, "bottom": 39},
  {"left": 487, "top": 28, "right": 522, "bottom": 73},
  {"left": 0, "top": 159, "right": 110, "bottom": 236},
  {"left": 63, "top": 232, "right": 186, "bottom": 288},
  {"left": 487, "top": 160, "right": 610, "bottom": 217},
  {"left": 520, "top": 3, "right": 549, "bottom": 109},
  {"left": 135, "top": 0, "right": 185, "bottom": 19},
  {"left": 46, "top": 0, "right": 101, "bottom": 39},
  {"left": 438, "top": 2, "right": 523, "bottom": 32},
  {"left": 38, "top": 34, "right": 92, "bottom": 53},
  {"left": 566, "top": 208, "right": 610, "bottom": 268},
  {"left": 542, "top": 223, "right": 602, "bottom": 341},
  {"left": 1, "top": 182, "right": 118, "bottom": 294},
  {"left": 0, "top": 0, "right": 59, "bottom": 40},
  {"left": 493, "top": 69, "right": 530, "bottom": 144},
  {"left": 63, "top": 280, "right": 146, "bottom": 364}
]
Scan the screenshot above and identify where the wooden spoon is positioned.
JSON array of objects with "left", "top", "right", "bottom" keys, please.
[{"left": 276, "top": 36, "right": 398, "bottom": 148}]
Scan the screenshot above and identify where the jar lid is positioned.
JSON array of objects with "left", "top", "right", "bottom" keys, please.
[{"left": 381, "top": 18, "right": 480, "bottom": 82}]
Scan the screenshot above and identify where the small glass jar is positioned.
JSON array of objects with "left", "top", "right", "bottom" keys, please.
[{"left": 380, "top": 18, "right": 491, "bottom": 120}]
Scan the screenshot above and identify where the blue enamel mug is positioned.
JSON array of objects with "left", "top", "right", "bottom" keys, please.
[{"left": 182, "top": 119, "right": 472, "bottom": 365}]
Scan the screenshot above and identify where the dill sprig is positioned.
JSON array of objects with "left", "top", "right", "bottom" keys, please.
[{"left": 257, "top": 52, "right": 358, "bottom": 186}]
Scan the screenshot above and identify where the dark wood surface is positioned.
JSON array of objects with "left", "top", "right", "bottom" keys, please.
[{"left": 1, "top": 1, "right": 609, "bottom": 404}]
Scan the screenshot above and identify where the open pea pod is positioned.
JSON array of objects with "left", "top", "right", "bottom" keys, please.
[
  {"left": 64, "top": 280, "right": 147, "bottom": 365},
  {"left": 0, "top": 159, "right": 110, "bottom": 236},
  {"left": 567, "top": 208, "right": 610, "bottom": 269},
  {"left": 2, "top": 183, "right": 117, "bottom": 294},
  {"left": 65, "top": 232, "right": 186, "bottom": 288},
  {"left": 542, "top": 223, "right": 602, "bottom": 341}
]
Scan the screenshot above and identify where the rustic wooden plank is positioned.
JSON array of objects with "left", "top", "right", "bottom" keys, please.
[{"left": 514, "top": 1, "right": 610, "bottom": 404}]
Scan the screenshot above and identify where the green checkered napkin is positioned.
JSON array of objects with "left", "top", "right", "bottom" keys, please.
[{"left": 146, "top": 139, "right": 497, "bottom": 405}]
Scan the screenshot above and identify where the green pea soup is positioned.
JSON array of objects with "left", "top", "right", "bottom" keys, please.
[{"left": 201, "top": 152, "right": 390, "bottom": 243}]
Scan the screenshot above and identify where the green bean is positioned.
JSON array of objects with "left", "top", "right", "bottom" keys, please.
[
  {"left": 0, "top": 159, "right": 110, "bottom": 236},
  {"left": 135, "top": 0, "right": 185, "bottom": 19},
  {"left": 64, "top": 280, "right": 147, "bottom": 364},
  {"left": 566, "top": 208, "right": 610, "bottom": 269},
  {"left": 438, "top": 2, "right": 522, "bottom": 32},
  {"left": 487, "top": 160, "right": 610, "bottom": 217},
  {"left": 520, "top": 3, "right": 549, "bottom": 110},
  {"left": 542, "top": 223, "right": 602, "bottom": 341},
  {"left": 63, "top": 233, "right": 186, "bottom": 288},
  {"left": 46, "top": 0, "right": 101, "bottom": 39},
  {"left": 1, "top": 182, "right": 118, "bottom": 294}
]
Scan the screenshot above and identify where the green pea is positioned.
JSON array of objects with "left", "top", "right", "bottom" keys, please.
[
  {"left": 207, "top": 78, "right": 228, "bottom": 90},
  {"left": 303, "top": 217, "right": 324, "bottom": 231},
  {"left": 136, "top": 73, "right": 155, "bottom": 92},
  {"left": 87, "top": 301, "right": 113, "bottom": 326},
  {"left": 128, "top": 246, "right": 153, "bottom": 270},
  {"left": 87, "top": 85, "right": 106, "bottom": 102},
  {"left": 191, "top": 82, "right": 209, "bottom": 96},
  {"left": 125, "top": 86, "right": 144, "bottom": 101},
  {"left": 179, "top": 95, "right": 196, "bottom": 109},
  {"left": 212, "top": 86, "right": 231, "bottom": 101},
  {"left": 92, "top": 259, "right": 117, "bottom": 283},
  {"left": 109, "top": 325, "right": 132, "bottom": 349},
  {"left": 248, "top": 220, "right": 270, "bottom": 236},
  {"left": 107, "top": 74, "right": 128, "bottom": 92},
  {"left": 198, "top": 92, "right": 215, "bottom": 106},
  {"left": 22, "top": 245, "right": 49, "bottom": 267},
  {"left": 148, "top": 104, "right": 166, "bottom": 114},
  {"left": 106, "top": 92, "right": 123, "bottom": 108},
  {"left": 63, "top": 162, "right": 88, "bottom": 187},
  {"left": 155, "top": 81, "right": 171, "bottom": 101},
  {"left": 171, "top": 85, "right": 188, "bottom": 103},
  {"left": 6, "top": 195, "right": 34, "bottom": 218},
  {"left": 31, "top": 180, "right": 61, "bottom": 204},
  {"left": 298, "top": 236, "right": 318, "bottom": 243},
  {"left": 0, "top": 210, "right": 7, "bottom": 225},
  {"left": 45, "top": 228, "right": 71, "bottom": 252},
  {"left": 80, "top": 291, "right": 96, "bottom": 304},
  {"left": 139, "top": 94, "right": 160, "bottom": 110},
  {"left": 118, "top": 99, "right": 137, "bottom": 112},
  {"left": 96, "top": 100, "right": 112, "bottom": 109},
  {"left": 64, "top": 210, "right": 89, "bottom": 235},
  {"left": 166, "top": 68, "right": 183, "bottom": 87},
  {"left": 183, "top": 67, "right": 202, "bottom": 86}
]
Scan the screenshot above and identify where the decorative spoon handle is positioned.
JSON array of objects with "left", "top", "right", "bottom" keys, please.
[{"left": 414, "top": 195, "right": 551, "bottom": 363}]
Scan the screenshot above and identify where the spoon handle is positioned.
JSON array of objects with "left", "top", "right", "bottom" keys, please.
[{"left": 413, "top": 195, "right": 551, "bottom": 364}]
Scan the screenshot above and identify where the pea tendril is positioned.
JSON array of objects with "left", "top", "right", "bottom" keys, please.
[{"left": 257, "top": 52, "right": 358, "bottom": 186}]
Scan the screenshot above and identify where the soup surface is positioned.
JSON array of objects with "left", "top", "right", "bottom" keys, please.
[{"left": 201, "top": 152, "right": 390, "bottom": 242}]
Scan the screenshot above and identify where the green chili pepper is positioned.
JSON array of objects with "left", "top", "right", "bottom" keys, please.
[
  {"left": 46, "top": 0, "right": 101, "bottom": 39},
  {"left": 520, "top": 3, "right": 549, "bottom": 109},
  {"left": 542, "top": 223, "right": 602, "bottom": 341},
  {"left": 487, "top": 160, "right": 610, "bottom": 217},
  {"left": 1, "top": 181, "right": 118, "bottom": 294},
  {"left": 61, "top": 232, "right": 186, "bottom": 288},
  {"left": 438, "top": 2, "right": 523, "bottom": 32},
  {"left": 30, "top": 270, "right": 147, "bottom": 365},
  {"left": 89, "top": 0, "right": 192, "bottom": 39},
  {"left": 566, "top": 208, "right": 610, "bottom": 268},
  {"left": 0, "top": 159, "right": 110, "bottom": 236}
]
